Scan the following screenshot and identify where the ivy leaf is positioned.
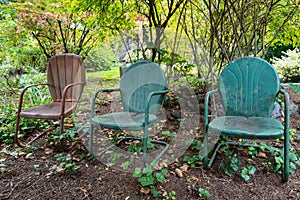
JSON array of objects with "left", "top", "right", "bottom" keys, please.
[
  {"left": 155, "top": 172, "right": 165, "bottom": 183},
  {"left": 138, "top": 176, "right": 154, "bottom": 187},
  {"left": 142, "top": 165, "right": 153, "bottom": 176},
  {"left": 290, "top": 162, "right": 296, "bottom": 170},
  {"left": 275, "top": 156, "right": 283, "bottom": 164},
  {"left": 241, "top": 169, "right": 250, "bottom": 181},
  {"left": 132, "top": 167, "right": 142, "bottom": 177},
  {"left": 161, "top": 169, "right": 168, "bottom": 176},
  {"left": 248, "top": 165, "right": 256, "bottom": 175},
  {"left": 231, "top": 164, "right": 239, "bottom": 172}
]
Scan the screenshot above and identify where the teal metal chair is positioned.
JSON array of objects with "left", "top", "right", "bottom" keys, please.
[
  {"left": 89, "top": 61, "right": 169, "bottom": 163},
  {"left": 203, "top": 57, "right": 290, "bottom": 181}
]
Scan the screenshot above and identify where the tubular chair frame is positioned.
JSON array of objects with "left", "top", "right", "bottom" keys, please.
[
  {"left": 14, "top": 53, "right": 85, "bottom": 147},
  {"left": 89, "top": 61, "right": 169, "bottom": 164},
  {"left": 203, "top": 57, "right": 290, "bottom": 182}
]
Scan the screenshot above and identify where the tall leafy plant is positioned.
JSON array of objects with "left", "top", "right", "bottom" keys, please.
[
  {"left": 182, "top": 0, "right": 299, "bottom": 90},
  {"left": 12, "top": 0, "right": 101, "bottom": 59}
]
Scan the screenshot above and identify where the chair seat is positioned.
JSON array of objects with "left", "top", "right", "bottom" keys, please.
[
  {"left": 91, "top": 112, "right": 158, "bottom": 130},
  {"left": 20, "top": 102, "right": 77, "bottom": 119},
  {"left": 208, "top": 116, "right": 284, "bottom": 139}
]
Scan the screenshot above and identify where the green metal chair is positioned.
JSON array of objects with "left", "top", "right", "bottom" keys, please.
[
  {"left": 89, "top": 61, "right": 169, "bottom": 164},
  {"left": 203, "top": 57, "right": 290, "bottom": 181}
]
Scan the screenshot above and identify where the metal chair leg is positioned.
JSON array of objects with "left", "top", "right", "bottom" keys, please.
[
  {"left": 142, "top": 127, "right": 149, "bottom": 164},
  {"left": 283, "top": 133, "right": 290, "bottom": 182},
  {"left": 14, "top": 114, "right": 25, "bottom": 147},
  {"left": 89, "top": 124, "right": 94, "bottom": 153},
  {"left": 203, "top": 130, "right": 209, "bottom": 168},
  {"left": 60, "top": 116, "right": 64, "bottom": 135},
  {"left": 14, "top": 115, "right": 47, "bottom": 147}
]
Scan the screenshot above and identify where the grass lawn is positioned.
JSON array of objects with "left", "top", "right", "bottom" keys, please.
[{"left": 87, "top": 66, "right": 120, "bottom": 81}]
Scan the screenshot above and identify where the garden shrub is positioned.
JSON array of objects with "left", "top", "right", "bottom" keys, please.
[
  {"left": 264, "top": 42, "right": 294, "bottom": 61},
  {"left": 84, "top": 44, "right": 118, "bottom": 72},
  {"left": 0, "top": 57, "right": 22, "bottom": 95},
  {"left": 272, "top": 48, "right": 300, "bottom": 82}
]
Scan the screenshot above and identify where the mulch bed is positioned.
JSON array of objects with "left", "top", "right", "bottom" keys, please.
[{"left": 1, "top": 88, "right": 300, "bottom": 200}]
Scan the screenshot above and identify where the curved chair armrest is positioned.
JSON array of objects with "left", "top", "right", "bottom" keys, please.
[
  {"left": 204, "top": 89, "right": 218, "bottom": 131},
  {"left": 17, "top": 83, "right": 49, "bottom": 113},
  {"left": 144, "top": 89, "right": 169, "bottom": 126},
  {"left": 60, "top": 82, "right": 86, "bottom": 114},
  {"left": 90, "top": 88, "right": 121, "bottom": 118},
  {"left": 279, "top": 89, "right": 290, "bottom": 135}
]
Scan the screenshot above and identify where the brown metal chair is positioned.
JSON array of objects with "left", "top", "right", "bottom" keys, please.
[{"left": 14, "top": 53, "right": 86, "bottom": 147}]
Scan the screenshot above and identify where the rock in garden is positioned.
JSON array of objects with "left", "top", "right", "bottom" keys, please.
[
  {"left": 25, "top": 153, "right": 34, "bottom": 160},
  {"left": 175, "top": 168, "right": 183, "bottom": 178},
  {"left": 272, "top": 102, "right": 282, "bottom": 118},
  {"left": 289, "top": 99, "right": 299, "bottom": 117},
  {"left": 272, "top": 100, "right": 299, "bottom": 118}
]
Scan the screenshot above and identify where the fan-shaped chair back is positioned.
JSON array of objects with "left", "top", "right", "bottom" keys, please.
[
  {"left": 219, "top": 57, "right": 280, "bottom": 117},
  {"left": 120, "top": 62, "right": 167, "bottom": 114},
  {"left": 47, "top": 53, "right": 85, "bottom": 103}
]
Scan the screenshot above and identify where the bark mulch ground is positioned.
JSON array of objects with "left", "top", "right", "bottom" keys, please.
[{"left": 1, "top": 88, "right": 300, "bottom": 200}]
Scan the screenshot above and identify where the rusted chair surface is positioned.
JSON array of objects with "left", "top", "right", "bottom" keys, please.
[{"left": 14, "top": 53, "right": 85, "bottom": 147}]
